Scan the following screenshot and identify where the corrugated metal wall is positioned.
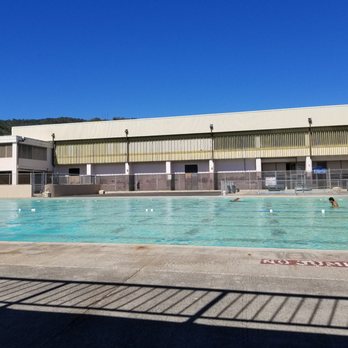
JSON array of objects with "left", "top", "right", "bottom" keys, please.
[
  {"left": 260, "top": 132, "right": 306, "bottom": 148},
  {"left": 312, "top": 129, "right": 348, "bottom": 146},
  {"left": 55, "top": 128, "right": 348, "bottom": 165},
  {"left": 129, "top": 136, "right": 211, "bottom": 162},
  {"left": 311, "top": 128, "right": 348, "bottom": 156},
  {"left": 55, "top": 140, "right": 126, "bottom": 164}
]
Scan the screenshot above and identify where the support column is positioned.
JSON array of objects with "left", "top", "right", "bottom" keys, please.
[
  {"left": 86, "top": 164, "right": 93, "bottom": 184},
  {"left": 305, "top": 156, "right": 312, "bottom": 173},
  {"left": 209, "top": 159, "right": 215, "bottom": 173},
  {"left": 125, "top": 162, "right": 134, "bottom": 191},
  {"left": 11, "top": 142, "right": 18, "bottom": 185},
  {"left": 86, "top": 164, "right": 92, "bottom": 175},
  {"left": 209, "top": 159, "right": 218, "bottom": 190},
  {"left": 166, "top": 161, "right": 174, "bottom": 190},
  {"left": 256, "top": 158, "right": 262, "bottom": 191},
  {"left": 165, "top": 161, "right": 171, "bottom": 175}
]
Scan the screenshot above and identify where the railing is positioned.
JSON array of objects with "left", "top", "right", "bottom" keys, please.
[
  {"left": 3, "top": 169, "right": 348, "bottom": 193},
  {"left": 51, "top": 170, "right": 348, "bottom": 192},
  {"left": 95, "top": 173, "right": 216, "bottom": 191},
  {"left": 52, "top": 175, "right": 97, "bottom": 185}
]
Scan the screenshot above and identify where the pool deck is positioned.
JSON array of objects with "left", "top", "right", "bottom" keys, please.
[{"left": 0, "top": 242, "right": 347, "bottom": 347}]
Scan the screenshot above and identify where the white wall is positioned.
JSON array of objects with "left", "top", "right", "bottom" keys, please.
[
  {"left": 131, "top": 162, "right": 166, "bottom": 174},
  {"left": 0, "top": 158, "right": 14, "bottom": 171},
  {"left": 172, "top": 161, "right": 209, "bottom": 173},
  {"left": 92, "top": 164, "right": 125, "bottom": 175},
  {"left": 56, "top": 162, "right": 166, "bottom": 175},
  {"left": 327, "top": 160, "right": 348, "bottom": 169},
  {"left": 53, "top": 159, "right": 348, "bottom": 175},
  {"left": 55, "top": 165, "right": 87, "bottom": 175},
  {"left": 215, "top": 159, "right": 256, "bottom": 172},
  {"left": 327, "top": 161, "right": 341, "bottom": 169},
  {"left": 262, "top": 162, "right": 287, "bottom": 171}
]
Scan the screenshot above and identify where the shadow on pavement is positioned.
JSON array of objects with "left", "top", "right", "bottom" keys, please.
[{"left": 0, "top": 276, "right": 347, "bottom": 347}]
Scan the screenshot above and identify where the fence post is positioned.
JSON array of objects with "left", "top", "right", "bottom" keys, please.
[
  {"left": 327, "top": 168, "right": 331, "bottom": 189},
  {"left": 30, "top": 173, "right": 33, "bottom": 196}
]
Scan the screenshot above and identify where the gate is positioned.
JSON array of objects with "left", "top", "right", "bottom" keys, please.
[{"left": 32, "top": 173, "right": 46, "bottom": 194}]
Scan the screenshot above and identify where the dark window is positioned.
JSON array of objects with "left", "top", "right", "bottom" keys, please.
[
  {"left": 286, "top": 163, "right": 296, "bottom": 171},
  {"left": 18, "top": 144, "right": 47, "bottom": 161},
  {"left": 185, "top": 164, "right": 198, "bottom": 173},
  {"left": 69, "top": 168, "right": 80, "bottom": 176},
  {"left": 315, "top": 162, "right": 327, "bottom": 169},
  {"left": 0, "top": 171, "right": 11, "bottom": 185},
  {"left": 18, "top": 172, "right": 31, "bottom": 185}
]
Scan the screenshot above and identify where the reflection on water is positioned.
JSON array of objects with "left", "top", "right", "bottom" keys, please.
[{"left": 0, "top": 197, "right": 347, "bottom": 250}]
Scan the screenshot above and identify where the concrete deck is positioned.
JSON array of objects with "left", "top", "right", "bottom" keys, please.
[{"left": 0, "top": 242, "right": 347, "bottom": 347}]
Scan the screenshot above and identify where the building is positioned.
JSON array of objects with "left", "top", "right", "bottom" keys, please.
[{"left": 1, "top": 104, "right": 348, "bottom": 196}]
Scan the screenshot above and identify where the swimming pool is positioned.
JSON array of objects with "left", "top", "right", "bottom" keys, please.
[{"left": 0, "top": 197, "right": 347, "bottom": 250}]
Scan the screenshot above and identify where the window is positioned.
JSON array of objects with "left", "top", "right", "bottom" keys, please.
[
  {"left": 68, "top": 168, "right": 80, "bottom": 176},
  {"left": 18, "top": 144, "right": 47, "bottom": 161},
  {"left": 0, "top": 171, "right": 11, "bottom": 184},
  {"left": 185, "top": 164, "right": 198, "bottom": 173}
]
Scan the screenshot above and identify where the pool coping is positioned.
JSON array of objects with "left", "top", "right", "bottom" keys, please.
[{"left": 1, "top": 239, "right": 348, "bottom": 253}]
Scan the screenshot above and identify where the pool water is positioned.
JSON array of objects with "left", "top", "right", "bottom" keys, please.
[{"left": 0, "top": 197, "right": 347, "bottom": 250}]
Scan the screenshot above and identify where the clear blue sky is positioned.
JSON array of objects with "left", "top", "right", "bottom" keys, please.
[{"left": 0, "top": 0, "right": 348, "bottom": 120}]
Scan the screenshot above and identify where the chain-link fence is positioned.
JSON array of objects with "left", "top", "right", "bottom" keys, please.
[
  {"left": 97, "top": 170, "right": 347, "bottom": 192},
  {"left": 95, "top": 175, "right": 129, "bottom": 191},
  {"left": 96, "top": 173, "right": 216, "bottom": 191},
  {"left": 219, "top": 169, "right": 348, "bottom": 192},
  {"left": 2, "top": 169, "right": 348, "bottom": 193}
]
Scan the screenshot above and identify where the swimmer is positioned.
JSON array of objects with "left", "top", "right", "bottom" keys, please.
[
  {"left": 231, "top": 198, "right": 240, "bottom": 202},
  {"left": 329, "top": 197, "right": 339, "bottom": 208}
]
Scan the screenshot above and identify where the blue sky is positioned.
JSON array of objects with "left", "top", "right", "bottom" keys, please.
[{"left": 0, "top": 0, "right": 348, "bottom": 120}]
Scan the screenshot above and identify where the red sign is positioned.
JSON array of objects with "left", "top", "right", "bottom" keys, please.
[{"left": 260, "top": 259, "right": 348, "bottom": 267}]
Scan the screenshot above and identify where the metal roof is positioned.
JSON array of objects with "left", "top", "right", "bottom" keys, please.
[{"left": 11, "top": 104, "right": 348, "bottom": 142}]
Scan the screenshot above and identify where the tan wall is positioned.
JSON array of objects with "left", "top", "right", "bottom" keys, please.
[
  {"left": 11, "top": 105, "right": 348, "bottom": 141},
  {"left": 0, "top": 185, "right": 32, "bottom": 198},
  {"left": 44, "top": 184, "right": 100, "bottom": 197}
]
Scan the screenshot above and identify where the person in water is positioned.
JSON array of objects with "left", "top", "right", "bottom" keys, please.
[
  {"left": 231, "top": 198, "right": 240, "bottom": 202},
  {"left": 329, "top": 197, "right": 339, "bottom": 208}
]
